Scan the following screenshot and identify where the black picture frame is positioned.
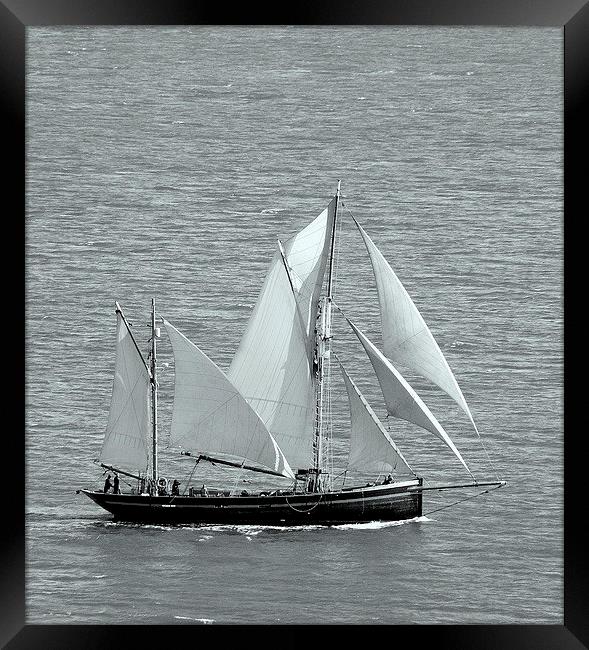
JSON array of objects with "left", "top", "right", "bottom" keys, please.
[{"left": 4, "top": 1, "right": 586, "bottom": 647}]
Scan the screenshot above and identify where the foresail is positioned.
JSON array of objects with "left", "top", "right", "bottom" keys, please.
[
  {"left": 355, "top": 220, "right": 477, "bottom": 429},
  {"left": 347, "top": 319, "right": 472, "bottom": 475},
  {"left": 339, "top": 360, "right": 414, "bottom": 476},
  {"left": 100, "top": 311, "right": 151, "bottom": 472},
  {"left": 163, "top": 319, "right": 294, "bottom": 479},
  {"left": 228, "top": 200, "right": 336, "bottom": 470}
]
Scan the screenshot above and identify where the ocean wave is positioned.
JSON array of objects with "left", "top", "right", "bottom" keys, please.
[{"left": 332, "top": 516, "right": 430, "bottom": 530}]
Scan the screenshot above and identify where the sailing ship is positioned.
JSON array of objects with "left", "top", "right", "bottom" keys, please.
[{"left": 79, "top": 182, "right": 505, "bottom": 525}]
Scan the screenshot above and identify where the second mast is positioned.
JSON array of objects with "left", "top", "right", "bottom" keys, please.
[
  {"left": 312, "top": 180, "right": 341, "bottom": 491},
  {"left": 151, "top": 297, "right": 158, "bottom": 482}
]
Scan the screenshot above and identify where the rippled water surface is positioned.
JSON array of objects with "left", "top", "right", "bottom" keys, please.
[{"left": 26, "top": 26, "right": 562, "bottom": 624}]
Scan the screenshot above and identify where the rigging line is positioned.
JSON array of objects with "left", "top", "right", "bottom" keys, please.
[
  {"left": 231, "top": 467, "right": 245, "bottom": 494},
  {"left": 331, "top": 202, "right": 345, "bottom": 302},
  {"left": 340, "top": 200, "right": 355, "bottom": 221},
  {"left": 276, "top": 212, "right": 338, "bottom": 308},
  {"left": 115, "top": 302, "right": 152, "bottom": 377},
  {"left": 471, "top": 428, "right": 500, "bottom": 482},
  {"left": 285, "top": 492, "right": 325, "bottom": 513},
  {"left": 116, "top": 476, "right": 135, "bottom": 490},
  {"left": 277, "top": 238, "right": 315, "bottom": 358},
  {"left": 105, "top": 348, "right": 150, "bottom": 455},
  {"left": 273, "top": 250, "right": 326, "bottom": 332},
  {"left": 422, "top": 483, "right": 503, "bottom": 517},
  {"left": 324, "top": 350, "right": 333, "bottom": 490},
  {"left": 182, "top": 457, "right": 201, "bottom": 496}
]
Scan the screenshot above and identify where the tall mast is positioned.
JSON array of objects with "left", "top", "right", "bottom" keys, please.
[
  {"left": 312, "top": 180, "right": 340, "bottom": 491},
  {"left": 151, "top": 297, "right": 158, "bottom": 482},
  {"left": 325, "top": 180, "right": 341, "bottom": 335}
]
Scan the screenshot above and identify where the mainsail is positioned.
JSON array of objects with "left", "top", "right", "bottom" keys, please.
[
  {"left": 163, "top": 319, "right": 294, "bottom": 479},
  {"left": 338, "top": 360, "right": 414, "bottom": 476},
  {"left": 228, "top": 200, "right": 336, "bottom": 470},
  {"left": 346, "top": 318, "right": 472, "bottom": 476},
  {"left": 100, "top": 309, "right": 152, "bottom": 472},
  {"left": 354, "top": 219, "right": 477, "bottom": 430}
]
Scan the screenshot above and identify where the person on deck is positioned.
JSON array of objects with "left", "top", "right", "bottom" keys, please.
[
  {"left": 113, "top": 473, "right": 121, "bottom": 494},
  {"left": 171, "top": 480, "right": 180, "bottom": 496},
  {"left": 383, "top": 474, "right": 393, "bottom": 485},
  {"left": 103, "top": 474, "right": 112, "bottom": 493}
]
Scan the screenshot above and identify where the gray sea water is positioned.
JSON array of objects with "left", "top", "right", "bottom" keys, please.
[{"left": 25, "top": 26, "right": 562, "bottom": 625}]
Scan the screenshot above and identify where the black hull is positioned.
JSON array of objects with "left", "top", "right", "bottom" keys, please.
[{"left": 81, "top": 479, "right": 423, "bottom": 526}]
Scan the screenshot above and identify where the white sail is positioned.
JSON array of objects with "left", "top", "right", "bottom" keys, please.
[
  {"left": 347, "top": 319, "right": 472, "bottom": 475},
  {"left": 355, "top": 220, "right": 477, "bottom": 428},
  {"left": 163, "top": 319, "right": 294, "bottom": 479},
  {"left": 228, "top": 200, "right": 336, "bottom": 470},
  {"left": 339, "top": 361, "right": 414, "bottom": 476},
  {"left": 284, "top": 198, "right": 337, "bottom": 341},
  {"left": 100, "top": 311, "right": 151, "bottom": 472}
]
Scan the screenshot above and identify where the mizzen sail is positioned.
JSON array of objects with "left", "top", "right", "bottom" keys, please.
[
  {"left": 347, "top": 318, "right": 472, "bottom": 475},
  {"left": 163, "top": 319, "right": 294, "bottom": 479},
  {"left": 354, "top": 219, "right": 477, "bottom": 429},
  {"left": 100, "top": 309, "right": 151, "bottom": 472}
]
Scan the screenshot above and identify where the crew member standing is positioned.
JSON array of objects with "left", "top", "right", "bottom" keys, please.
[
  {"left": 103, "top": 474, "right": 113, "bottom": 493},
  {"left": 113, "top": 473, "right": 121, "bottom": 495}
]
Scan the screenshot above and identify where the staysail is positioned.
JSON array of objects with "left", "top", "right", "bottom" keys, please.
[
  {"left": 354, "top": 219, "right": 477, "bottom": 429},
  {"left": 338, "top": 360, "right": 414, "bottom": 476},
  {"left": 163, "top": 319, "right": 294, "bottom": 479},
  {"left": 100, "top": 308, "right": 152, "bottom": 472},
  {"left": 347, "top": 318, "right": 472, "bottom": 476},
  {"left": 228, "top": 200, "right": 336, "bottom": 470}
]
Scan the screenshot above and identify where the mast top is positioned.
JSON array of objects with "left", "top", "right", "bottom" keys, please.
[{"left": 326, "top": 181, "right": 340, "bottom": 302}]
